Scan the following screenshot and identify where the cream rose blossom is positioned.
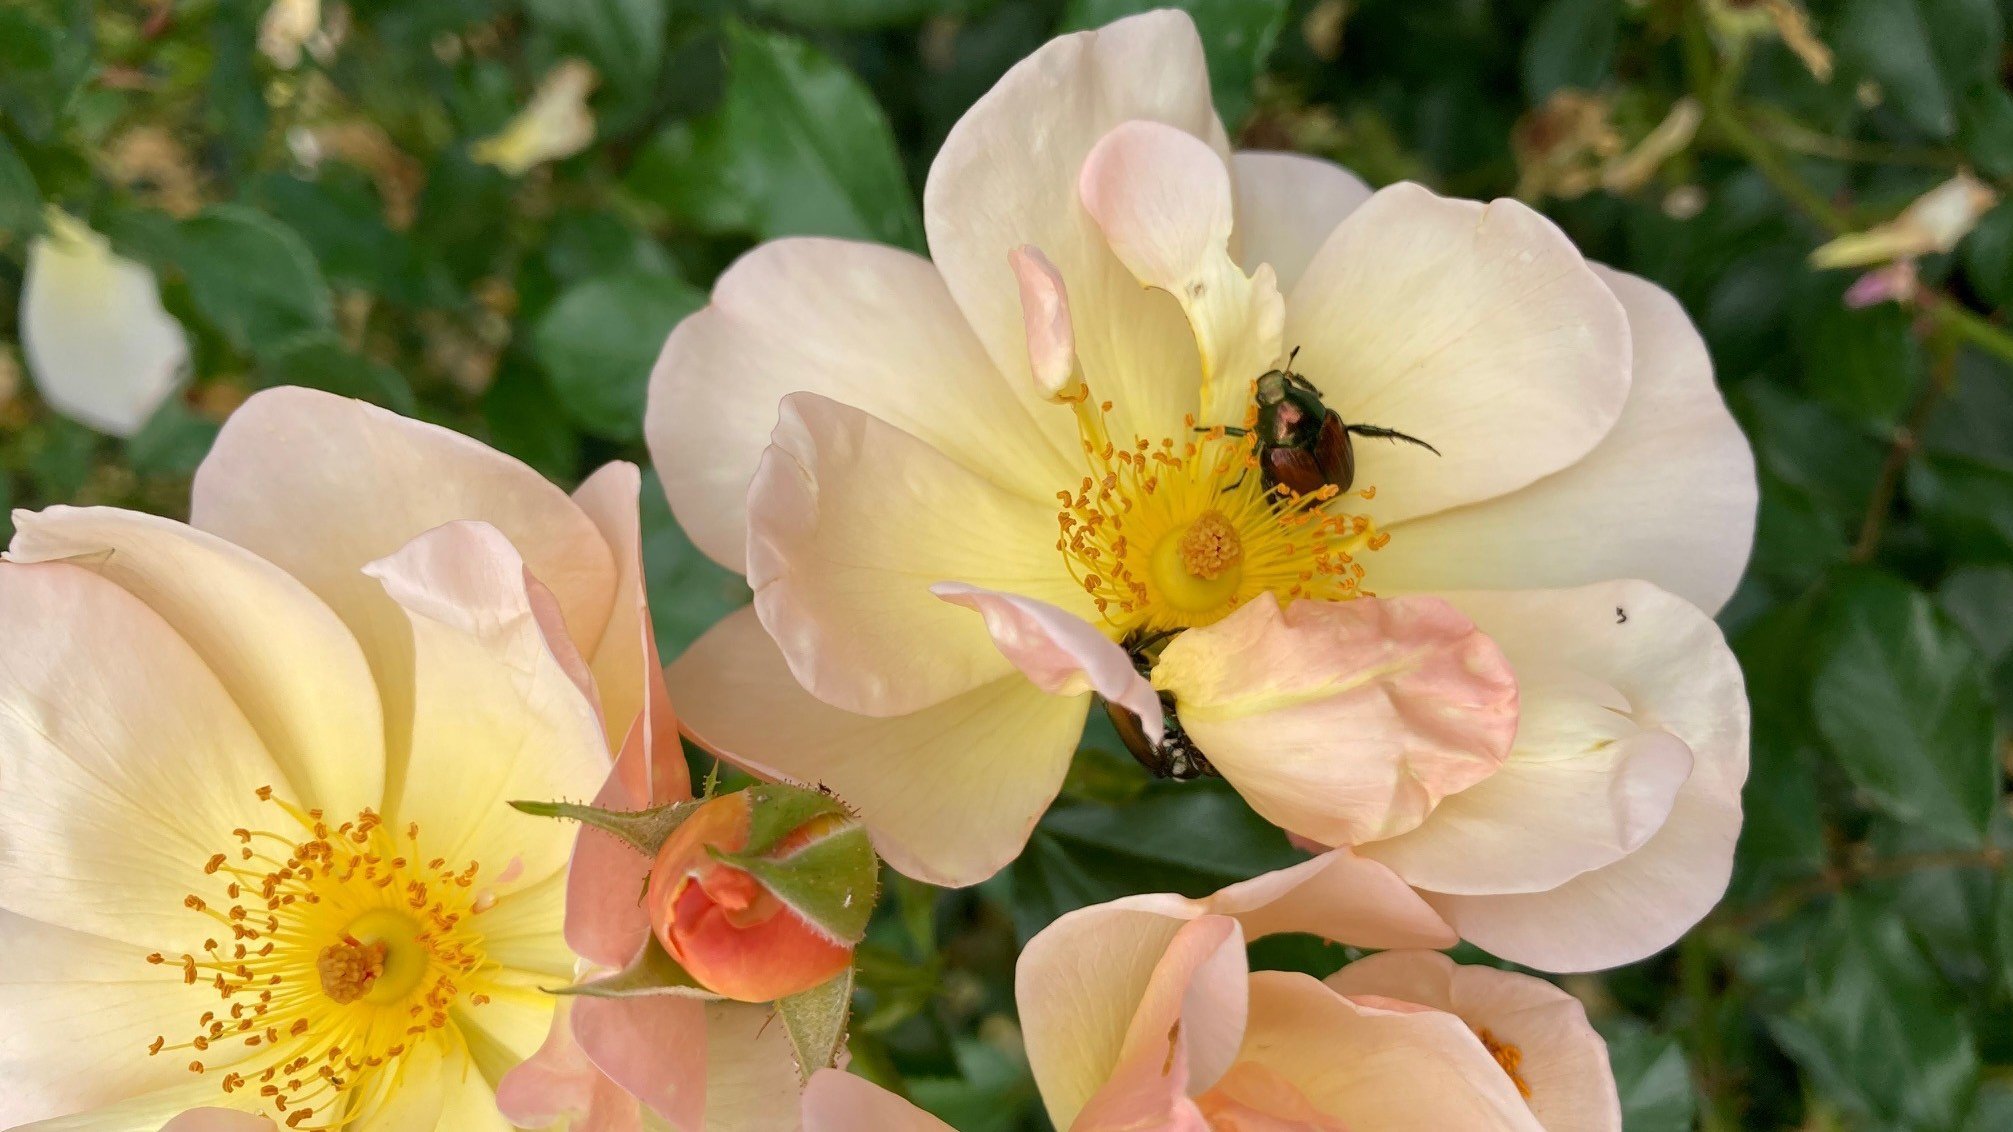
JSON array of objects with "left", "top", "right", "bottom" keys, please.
[
  {"left": 800, "top": 861, "right": 1618, "bottom": 1131},
  {"left": 650, "top": 11, "right": 1755, "bottom": 963},
  {"left": 0, "top": 388, "right": 658, "bottom": 1129}
]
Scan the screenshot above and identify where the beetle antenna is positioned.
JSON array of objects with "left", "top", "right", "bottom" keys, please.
[
  {"left": 1346, "top": 423, "right": 1441, "bottom": 456},
  {"left": 1285, "top": 345, "right": 1301, "bottom": 370}
]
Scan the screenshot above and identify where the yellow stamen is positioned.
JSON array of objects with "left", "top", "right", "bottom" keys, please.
[
  {"left": 1476, "top": 1027, "right": 1533, "bottom": 1100},
  {"left": 149, "top": 789, "right": 499, "bottom": 1129},
  {"left": 1053, "top": 384, "right": 1380, "bottom": 635}
]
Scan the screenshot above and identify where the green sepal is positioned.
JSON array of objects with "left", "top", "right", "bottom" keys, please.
[
  {"left": 548, "top": 935, "right": 720, "bottom": 1001},
  {"left": 509, "top": 797, "right": 703, "bottom": 858},
  {"left": 712, "top": 821, "right": 879, "bottom": 944},
  {"left": 777, "top": 967, "right": 854, "bottom": 1081},
  {"left": 740, "top": 781, "right": 852, "bottom": 856}
]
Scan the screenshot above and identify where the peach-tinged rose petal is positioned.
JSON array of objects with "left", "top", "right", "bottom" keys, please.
[
  {"left": 802, "top": 1070, "right": 955, "bottom": 1132},
  {"left": 749, "top": 392, "right": 1095, "bottom": 717},
  {"left": 1360, "top": 672, "right": 1694, "bottom": 894},
  {"left": 363, "top": 521, "right": 611, "bottom": 893},
  {"left": 1153, "top": 593, "right": 1518, "bottom": 846},
  {"left": 1195, "top": 848, "right": 1458, "bottom": 951},
  {"left": 1326, "top": 951, "right": 1621, "bottom": 1132},
  {"left": 1196, "top": 1062, "right": 1350, "bottom": 1132},
  {"left": 924, "top": 10, "right": 1223, "bottom": 443},
  {"left": 572, "top": 995, "right": 709, "bottom": 1129},
  {"left": 669, "top": 608, "right": 1086, "bottom": 888},
  {"left": 1078, "top": 119, "right": 1284, "bottom": 425},
  {"left": 932, "top": 582, "right": 1160, "bottom": 743},
  {"left": 1402, "top": 581, "right": 1747, "bottom": 971},
  {"left": 1240, "top": 972, "right": 1546, "bottom": 1131},
  {"left": 1229, "top": 153, "right": 1371, "bottom": 293},
  {"left": 1018, "top": 907, "right": 1248, "bottom": 1130},
  {"left": 494, "top": 1000, "right": 645, "bottom": 1132},
  {"left": 7, "top": 506, "right": 385, "bottom": 818},
  {"left": 1285, "top": 183, "right": 1631, "bottom": 527},
  {"left": 1372, "top": 266, "right": 1756, "bottom": 614},
  {"left": 1009, "top": 245, "right": 1083, "bottom": 401},
  {"left": 572, "top": 461, "right": 672, "bottom": 757},
  {"left": 1068, "top": 916, "right": 1242, "bottom": 1132},
  {"left": 648, "top": 237, "right": 1074, "bottom": 572},
  {"left": 567, "top": 670, "right": 691, "bottom": 971},
  {"left": 192, "top": 387, "right": 618, "bottom": 736}
]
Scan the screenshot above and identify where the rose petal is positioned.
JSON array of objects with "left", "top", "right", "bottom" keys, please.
[{"left": 932, "top": 582, "right": 1160, "bottom": 743}]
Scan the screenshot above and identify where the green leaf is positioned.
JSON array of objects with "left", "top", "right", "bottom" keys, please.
[
  {"left": 509, "top": 797, "right": 703, "bottom": 858},
  {"left": 1012, "top": 783, "right": 1303, "bottom": 939},
  {"left": 777, "top": 968, "right": 854, "bottom": 1080},
  {"left": 1811, "top": 570, "right": 2000, "bottom": 845},
  {"left": 1837, "top": 0, "right": 2003, "bottom": 139},
  {"left": 1761, "top": 894, "right": 1980, "bottom": 1131},
  {"left": 533, "top": 270, "right": 703, "bottom": 442},
  {"left": 172, "top": 206, "right": 335, "bottom": 353},
  {"left": 1962, "top": 201, "right": 2013, "bottom": 308},
  {"left": 1957, "top": 84, "right": 2013, "bottom": 179},
  {"left": 124, "top": 400, "right": 219, "bottom": 478},
  {"left": 743, "top": 782, "right": 854, "bottom": 856},
  {"left": 628, "top": 22, "right": 924, "bottom": 250},
  {"left": 1059, "top": 0, "right": 1290, "bottom": 125},
  {"left": 1522, "top": 0, "right": 1621, "bottom": 102},
  {"left": 0, "top": 131, "right": 42, "bottom": 236},
  {"left": 1793, "top": 279, "right": 1924, "bottom": 424},
  {"left": 1596, "top": 1020, "right": 1697, "bottom": 1132},
  {"left": 550, "top": 934, "right": 717, "bottom": 999},
  {"left": 1728, "top": 596, "right": 1830, "bottom": 902},
  {"left": 746, "top": 0, "right": 958, "bottom": 29},
  {"left": 522, "top": 0, "right": 667, "bottom": 107},
  {"left": 1908, "top": 453, "right": 2013, "bottom": 565},
  {"left": 1939, "top": 566, "right": 2013, "bottom": 664},
  {"left": 258, "top": 332, "right": 417, "bottom": 413}
]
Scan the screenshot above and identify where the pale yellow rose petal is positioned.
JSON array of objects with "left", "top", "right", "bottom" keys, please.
[
  {"left": 1285, "top": 183, "right": 1631, "bottom": 527},
  {"left": 668, "top": 607, "right": 1087, "bottom": 888},
  {"left": 1326, "top": 951, "right": 1621, "bottom": 1132},
  {"left": 1239, "top": 971, "right": 1546, "bottom": 1131},
  {"left": 363, "top": 521, "right": 611, "bottom": 893},
  {"left": 1229, "top": 152, "right": 1371, "bottom": 293},
  {"left": 1372, "top": 266, "right": 1756, "bottom": 614},
  {"left": 748, "top": 392, "right": 1093, "bottom": 717},
  {"left": 0, "top": 562, "right": 287, "bottom": 951},
  {"left": 8, "top": 506, "right": 385, "bottom": 818},
  {"left": 924, "top": 10, "right": 1224, "bottom": 443},
  {"left": 648, "top": 237, "right": 1077, "bottom": 571}
]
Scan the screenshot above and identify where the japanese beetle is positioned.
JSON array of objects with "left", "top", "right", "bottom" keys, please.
[
  {"left": 1230, "top": 352, "right": 1440, "bottom": 496},
  {"left": 1104, "top": 695, "right": 1218, "bottom": 781}
]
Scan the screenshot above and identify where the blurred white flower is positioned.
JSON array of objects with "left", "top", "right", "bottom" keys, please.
[
  {"left": 471, "top": 59, "right": 598, "bottom": 175},
  {"left": 20, "top": 210, "right": 190, "bottom": 436},
  {"left": 258, "top": 0, "right": 320, "bottom": 69},
  {"left": 1813, "top": 173, "right": 1999, "bottom": 269}
]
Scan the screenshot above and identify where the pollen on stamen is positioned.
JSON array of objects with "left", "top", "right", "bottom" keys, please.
[
  {"left": 151, "top": 788, "right": 498, "bottom": 1126},
  {"left": 1050, "top": 383, "right": 1385, "bottom": 635}
]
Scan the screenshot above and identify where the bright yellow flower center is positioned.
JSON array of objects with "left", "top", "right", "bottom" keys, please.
[
  {"left": 1054, "top": 384, "right": 1383, "bottom": 637},
  {"left": 148, "top": 789, "right": 494, "bottom": 1128}
]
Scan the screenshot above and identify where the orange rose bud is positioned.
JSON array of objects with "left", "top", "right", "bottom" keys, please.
[{"left": 643, "top": 786, "right": 875, "bottom": 1003}]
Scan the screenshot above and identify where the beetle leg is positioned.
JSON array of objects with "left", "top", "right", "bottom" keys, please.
[{"left": 1345, "top": 423, "right": 1441, "bottom": 456}]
